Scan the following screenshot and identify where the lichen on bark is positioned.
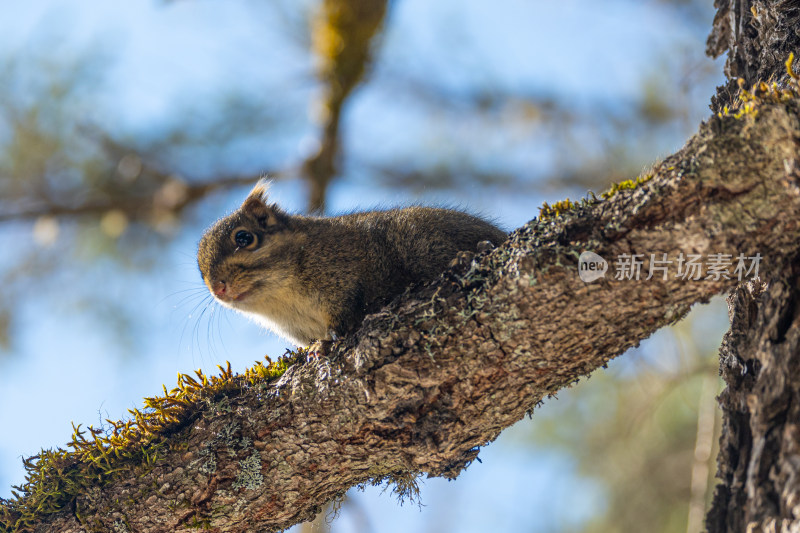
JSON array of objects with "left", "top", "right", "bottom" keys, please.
[{"left": 3, "top": 86, "right": 799, "bottom": 531}]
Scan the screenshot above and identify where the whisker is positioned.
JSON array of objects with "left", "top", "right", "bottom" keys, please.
[
  {"left": 206, "top": 301, "right": 219, "bottom": 365},
  {"left": 214, "top": 305, "right": 231, "bottom": 362},
  {"left": 165, "top": 286, "right": 208, "bottom": 298},
  {"left": 191, "top": 303, "right": 205, "bottom": 367},
  {"left": 169, "top": 290, "right": 210, "bottom": 311},
  {"left": 201, "top": 297, "right": 218, "bottom": 366},
  {"left": 189, "top": 295, "right": 214, "bottom": 367},
  {"left": 178, "top": 294, "right": 203, "bottom": 358}
]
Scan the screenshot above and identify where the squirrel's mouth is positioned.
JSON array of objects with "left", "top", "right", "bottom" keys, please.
[
  {"left": 213, "top": 288, "right": 252, "bottom": 305},
  {"left": 232, "top": 289, "right": 252, "bottom": 302}
]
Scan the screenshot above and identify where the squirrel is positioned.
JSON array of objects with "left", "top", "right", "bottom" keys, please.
[{"left": 197, "top": 180, "right": 507, "bottom": 347}]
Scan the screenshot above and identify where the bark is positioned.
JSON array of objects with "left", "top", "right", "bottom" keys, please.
[
  {"left": 703, "top": 1, "right": 800, "bottom": 531},
  {"left": 707, "top": 0, "right": 800, "bottom": 111},
  {"left": 18, "top": 91, "right": 800, "bottom": 531},
  {"left": 6, "top": 2, "right": 800, "bottom": 532},
  {"left": 706, "top": 268, "right": 800, "bottom": 532}
]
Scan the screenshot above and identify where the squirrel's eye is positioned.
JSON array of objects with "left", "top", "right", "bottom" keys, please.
[{"left": 234, "top": 230, "right": 255, "bottom": 248}]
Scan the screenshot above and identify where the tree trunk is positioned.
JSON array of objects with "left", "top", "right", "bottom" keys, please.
[
  {"left": 704, "top": 1, "right": 800, "bottom": 531},
  {"left": 4, "top": 2, "right": 800, "bottom": 532},
  {"left": 706, "top": 265, "right": 800, "bottom": 532},
  {"left": 3, "top": 88, "right": 799, "bottom": 532}
]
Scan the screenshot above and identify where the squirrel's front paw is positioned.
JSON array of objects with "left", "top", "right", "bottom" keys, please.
[{"left": 306, "top": 339, "right": 333, "bottom": 360}]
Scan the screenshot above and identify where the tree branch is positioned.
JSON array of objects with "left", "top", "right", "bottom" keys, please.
[
  {"left": 303, "top": 0, "right": 388, "bottom": 212},
  {"left": 0, "top": 175, "right": 264, "bottom": 223},
  {"left": 10, "top": 87, "right": 800, "bottom": 531}
]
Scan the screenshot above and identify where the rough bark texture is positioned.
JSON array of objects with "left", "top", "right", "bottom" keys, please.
[
  {"left": 704, "top": 1, "right": 800, "bottom": 532},
  {"left": 707, "top": 0, "right": 800, "bottom": 111},
  {"left": 9, "top": 3, "right": 800, "bottom": 532},
  {"left": 24, "top": 93, "right": 800, "bottom": 531},
  {"left": 706, "top": 268, "right": 800, "bottom": 532}
]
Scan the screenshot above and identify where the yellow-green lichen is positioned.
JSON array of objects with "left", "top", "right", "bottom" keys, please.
[
  {"left": 594, "top": 55, "right": 800, "bottom": 205},
  {"left": 718, "top": 53, "right": 800, "bottom": 120},
  {"left": 538, "top": 198, "right": 576, "bottom": 219},
  {"left": 600, "top": 173, "right": 654, "bottom": 200},
  {"left": 0, "top": 350, "right": 303, "bottom": 533},
  {"left": 538, "top": 192, "right": 603, "bottom": 221},
  {"left": 537, "top": 171, "right": 656, "bottom": 217}
]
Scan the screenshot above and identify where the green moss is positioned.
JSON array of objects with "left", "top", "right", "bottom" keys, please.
[
  {"left": 600, "top": 173, "right": 654, "bottom": 200},
  {"left": 536, "top": 171, "right": 658, "bottom": 221},
  {"left": 538, "top": 192, "right": 607, "bottom": 221},
  {"left": 0, "top": 349, "right": 304, "bottom": 532},
  {"left": 538, "top": 198, "right": 577, "bottom": 219},
  {"left": 717, "top": 53, "right": 800, "bottom": 121},
  {"left": 575, "top": 55, "right": 800, "bottom": 207}
]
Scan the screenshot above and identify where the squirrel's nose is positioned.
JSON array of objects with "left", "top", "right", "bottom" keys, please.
[{"left": 212, "top": 280, "right": 227, "bottom": 297}]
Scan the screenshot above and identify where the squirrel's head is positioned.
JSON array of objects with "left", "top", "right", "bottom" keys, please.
[{"left": 197, "top": 179, "right": 292, "bottom": 308}]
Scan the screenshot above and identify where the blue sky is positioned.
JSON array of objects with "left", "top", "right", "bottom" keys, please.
[{"left": 0, "top": 1, "right": 726, "bottom": 531}]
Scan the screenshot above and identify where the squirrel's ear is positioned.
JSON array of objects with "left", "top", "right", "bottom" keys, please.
[
  {"left": 242, "top": 180, "right": 285, "bottom": 228},
  {"left": 247, "top": 178, "right": 271, "bottom": 202}
]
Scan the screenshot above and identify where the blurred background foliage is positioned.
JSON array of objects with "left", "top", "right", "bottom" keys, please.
[{"left": 0, "top": 0, "right": 727, "bottom": 531}]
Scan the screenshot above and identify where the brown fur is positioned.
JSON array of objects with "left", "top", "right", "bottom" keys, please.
[{"left": 197, "top": 183, "right": 507, "bottom": 345}]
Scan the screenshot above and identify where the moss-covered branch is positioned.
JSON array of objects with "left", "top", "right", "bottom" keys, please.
[{"left": 3, "top": 71, "right": 800, "bottom": 532}]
